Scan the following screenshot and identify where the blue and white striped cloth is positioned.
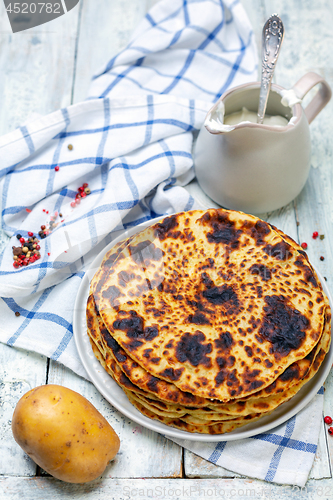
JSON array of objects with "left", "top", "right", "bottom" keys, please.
[
  {"left": 0, "top": 0, "right": 323, "bottom": 487},
  {"left": 170, "top": 389, "right": 324, "bottom": 487}
]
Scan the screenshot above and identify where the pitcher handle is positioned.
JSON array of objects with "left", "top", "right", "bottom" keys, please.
[{"left": 292, "top": 72, "right": 331, "bottom": 124}]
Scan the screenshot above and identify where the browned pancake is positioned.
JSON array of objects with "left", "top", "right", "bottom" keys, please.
[
  {"left": 94, "top": 210, "right": 326, "bottom": 401},
  {"left": 88, "top": 295, "right": 330, "bottom": 421},
  {"left": 88, "top": 208, "right": 330, "bottom": 433}
]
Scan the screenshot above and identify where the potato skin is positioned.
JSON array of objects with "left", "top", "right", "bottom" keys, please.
[{"left": 12, "top": 384, "right": 120, "bottom": 483}]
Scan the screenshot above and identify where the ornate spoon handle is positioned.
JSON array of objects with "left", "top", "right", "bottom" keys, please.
[{"left": 257, "top": 14, "right": 284, "bottom": 124}]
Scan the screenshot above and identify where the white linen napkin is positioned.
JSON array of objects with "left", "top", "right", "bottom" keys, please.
[{"left": 0, "top": 0, "right": 324, "bottom": 486}]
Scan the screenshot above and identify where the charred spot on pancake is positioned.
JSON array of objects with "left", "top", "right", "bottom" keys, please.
[
  {"left": 187, "top": 311, "right": 210, "bottom": 325},
  {"left": 263, "top": 241, "right": 291, "bottom": 261},
  {"left": 253, "top": 220, "right": 271, "bottom": 235},
  {"left": 215, "top": 370, "right": 225, "bottom": 387},
  {"left": 103, "top": 243, "right": 127, "bottom": 267},
  {"left": 278, "top": 364, "right": 299, "bottom": 382},
  {"left": 150, "top": 357, "right": 161, "bottom": 364},
  {"left": 118, "top": 270, "right": 136, "bottom": 287},
  {"left": 244, "top": 346, "right": 253, "bottom": 357},
  {"left": 259, "top": 295, "right": 309, "bottom": 355},
  {"left": 242, "top": 219, "right": 272, "bottom": 245},
  {"left": 200, "top": 272, "right": 214, "bottom": 288},
  {"left": 216, "top": 357, "right": 226, "bottom": 370},
  {"left": 303, "top": 267, "right": 319, "bottom": 288},
  {"left": 249, "top": 264, "right": 272, "bottom": 281},
  {"left": 154, "top": 215, "right": 179, "bottom": 241},
  {"left": 113, "top": 310, "right": 159, "bottom": 342},
  {"left": 201, "top": 258, "right": 214, "bottom": 270},
  {"left": 183, "top": 228, "right": 195, "bottom": 242},
  {"left": 214, "top": 331, "right": 234, "bottom": 351},
  {"left": 129, "top": 240, "right": 164, "bottom": 265},
  {"left": 226, "top": 370, "right": 238, "bottom": 387},
  {"left": 118, "top": 371, "right": 139, "bottom": 391},
  {"left": 202, "top": 284, "right": 239, "bottom": 313},
  {"left": 102, "top": 285, "right": 124, "bottom": 307},
  {"left": 159, "top": 367, "right": 184, "bottom": 381},
  {"left": 175, "top": 331, "right": 212, "bottom": 367},
  {"left": 264, "top": 359, "right": 273, "bottom": 368},
  {"left": 248, "top": 379, "right": 263, "bottom": 391},
  {"left": 228, "top": 355, "right": 236, "bottom": 366},
  {"left": 107, "top": 337, "right": 127, "bottom": 363},
  {"left": 199, "top": 211, "right": 242, "bottom": 249},
  {"left": 146, "top": 377, "right": 160, "bottom": 393},
  {"left": 125, "top": 339, "right": 143, "bottom": 351}
]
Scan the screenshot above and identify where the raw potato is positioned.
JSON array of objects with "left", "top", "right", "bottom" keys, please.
[{"left": 11, "top": 384, "right": 120, "bottom": 483}]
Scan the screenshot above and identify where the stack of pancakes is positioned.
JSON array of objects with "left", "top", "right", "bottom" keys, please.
[{"left": 86, "top": 209, "right": 331, "bottom": 434}]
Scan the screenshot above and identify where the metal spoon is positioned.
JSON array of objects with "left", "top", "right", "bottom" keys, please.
[{"left": 257, "top": 14, "right": 284, "bottom": 124}]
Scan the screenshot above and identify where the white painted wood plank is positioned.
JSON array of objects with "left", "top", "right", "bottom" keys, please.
[
  {"left": 0, "top": 0, "right": 80, "bottom": 136},
  {"left": 0, "top": 0, "right": 81, "bottom": 478},
  {"left": 323, "top": 370, "right": 333, "bottom": 476},
  {"left": 72, "top": 0, "right": 160, "bottom": 103},
  {"left": 47, "top": 360, "right": 183, "bottom": 478},
  {"left": 1, "top": 477, "right": 333, "bottom": 499},
  {"left": 264, "top": 0, "right": 333, "bottom": 89},
  {"left": 0, "top": 344, "right": 48, "bottom": 476},
  {"left": 184, "top": 450, "right": 241, "bottom": 478},
  {"left": 310, "top": 418, "right": 331, "bottom": 479}
]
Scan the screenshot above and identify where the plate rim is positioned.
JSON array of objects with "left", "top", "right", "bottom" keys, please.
[{"left": 73, "top": 216, "right": 333, "bottom": 442}]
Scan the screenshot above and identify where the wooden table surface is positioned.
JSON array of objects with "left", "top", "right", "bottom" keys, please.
[{"left": 1, "top": 0, "right": 333, "bottom": 498}]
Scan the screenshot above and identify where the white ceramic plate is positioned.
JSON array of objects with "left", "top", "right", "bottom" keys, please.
[{"left": 73, "top": 218, "right": 333, "bottom": 442}]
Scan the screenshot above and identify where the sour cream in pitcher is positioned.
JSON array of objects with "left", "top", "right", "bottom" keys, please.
[{"left": 223, "top": 107, "right": 288, "bottom": 127}]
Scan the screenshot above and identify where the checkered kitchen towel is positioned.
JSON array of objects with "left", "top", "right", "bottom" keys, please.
[{"left": 0, "top": 0, "right": 324, "bottom": 487}]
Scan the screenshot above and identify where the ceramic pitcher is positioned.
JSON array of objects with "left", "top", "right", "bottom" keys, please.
[{"left": 194, "top": 72, "right": 331, "bottom": 214}]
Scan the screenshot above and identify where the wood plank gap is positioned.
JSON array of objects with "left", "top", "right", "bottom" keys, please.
[
  {"left": 293, "top": 199, "right": 300, "bottom": 241},
  {"left": 322, "top": 411, "right": 332, "bottom": 478},
  {"left": 45, "top": 357, "right": 50, "bottom": 384},
  {"left": 181, "top": 447, "right": 185, "bottom": 478},
  {"left": 70, "top": 0, "right": 85, "bottom": 105}
]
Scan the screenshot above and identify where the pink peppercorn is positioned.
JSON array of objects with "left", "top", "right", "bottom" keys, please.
[
  {"left": 329, "top": 427, "right": 333, "bottom": 436},
  {"left": 28, "top": 232, "right": 33, "bottom": 237},
  {"left": 324, "top": 416, "right": 333, "bottom": 425},
  {"left": 19, "top": 237, "right": 25, "bottom": 244},
  {"left": 70, "top": 201, "right": 76, "bottom": 208},
  {"left": 83, "top": 183, "right": 88, "bottom": 188},
  {"left": 312, "top": 231, "right": 319, "bottom": 239},
  {"left": 55, "top": 166, "right": 60, "bottom": 172},
  {"left": 301, "top": 242, "right": 308, "bottom": 249}
]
